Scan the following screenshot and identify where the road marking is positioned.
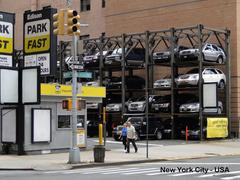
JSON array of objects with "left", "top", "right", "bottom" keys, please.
[
  {"left": 122, "top": 168, "right": 159, "bottom": 175},
  {"left": 123, "top": 169, "right": 160, "bottom": 175},
  {"left": 221, "top": 175, "right": 240, "bottom": 180},
  {"left": 101, "top": 168, "right": 140, "bottom": 174},
  {"left": 199, "top": 171, "right": 240, "bottom": 178},
  {"left": 81, "top": 168, "right": 127, "bottom": 174},
  {"left": 170, "top": 171, "right": 198, "bottom": 176},
  {"left": 147, "top": 172, "right": 173, "bottom": 176}
]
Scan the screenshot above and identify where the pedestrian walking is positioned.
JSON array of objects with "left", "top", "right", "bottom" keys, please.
[
  {"left": 126, "top": 122, "right": 138, "bottom": 153},
  {"left": 119, "top": 123, "right": 127, "bottom": 152}
]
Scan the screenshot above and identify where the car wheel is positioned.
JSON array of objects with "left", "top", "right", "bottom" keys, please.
[
  {"left": 219, "top": 80, "right": 225, "bottom": 89},
  {"left": 156, "top": 130, "right": 163, "bottom": 140},
  {"left": 217, "top": 56, "right": 223, "bottom": 64}
]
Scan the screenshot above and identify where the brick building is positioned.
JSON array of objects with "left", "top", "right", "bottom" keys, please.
[{"left": 0, "top": 0, "right": 239, "bottom": 136}]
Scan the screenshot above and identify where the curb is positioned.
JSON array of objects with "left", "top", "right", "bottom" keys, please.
[
  {"left": 0, "top": 168, "right": 34, "bottom": 171},
  {"left": 71, "top": 159, "right": 167, "bottom": 169}
]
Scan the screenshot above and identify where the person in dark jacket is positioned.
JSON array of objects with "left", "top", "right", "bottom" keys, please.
[{"left": 119, "top": 123, "right": 128, "bottom": 152}]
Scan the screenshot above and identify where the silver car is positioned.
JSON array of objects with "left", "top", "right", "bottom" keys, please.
[
  {"left": 176, "top": 68, "right": 226, "bottom": 89},
  {"left": 154, "top": 75, "right": 171, "bottom": 88},
  {"left": 179, "top": 43, "right": 226, "bottom": 64},
  {"left": 179, "top": 101, "right": 223, "bottom": 114},
  {"left": 128, "top": 95, "right": 161, "bottom": 112}
]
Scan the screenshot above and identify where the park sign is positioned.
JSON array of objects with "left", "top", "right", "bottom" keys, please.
[
  {"left": 0, "top": 11, "right": 15, "bottom": 67},
  {"left": 24, "top": 6, "right": 57, "bottom": 76}
]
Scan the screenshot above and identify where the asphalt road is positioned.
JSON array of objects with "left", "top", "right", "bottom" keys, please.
[{"left": 0, "top": 156, "right": 239, "bottom": 180}]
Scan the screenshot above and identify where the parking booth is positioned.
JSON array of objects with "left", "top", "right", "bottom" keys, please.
[{"left": 0, "top": 83, "right": 105, "bottom": 154}]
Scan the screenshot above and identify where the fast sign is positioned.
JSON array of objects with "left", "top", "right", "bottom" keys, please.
[
  {"left": 0, "top": 11, "right": 15, "bottom": 67},
  {"left": 24, "top": 7, "right": 57, "bottom": 76}
]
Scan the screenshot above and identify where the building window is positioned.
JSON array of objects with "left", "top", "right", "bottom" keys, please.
[
  {"left": 58, "top": 115, "right": 71, "bottom": 129},
  {"left": 102, "top": 0, "right": 106, "bottom": 8},
  {"left": 81, "top": 0, "right": 91, "bottom": 12}
]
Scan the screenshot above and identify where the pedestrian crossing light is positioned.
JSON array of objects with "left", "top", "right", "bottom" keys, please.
[
  {"left": 62, "top": 99, "right": 85, "bottom": 111},
  {"left": 53, "top": 9, "right": 65, "bottom": 35},
  {"left": 67, "top": 9, "right": 80, "bottom": 35}
]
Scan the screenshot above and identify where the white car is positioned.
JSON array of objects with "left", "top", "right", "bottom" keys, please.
[
  {"left": 179, "top": 101, "right": 223, "bottom": 114},
  {"left": 176, "top": 68, "right": 226, "bottom": 89},
  {"left": 179, "top": 43, "right": 226, "bottom": 64}
]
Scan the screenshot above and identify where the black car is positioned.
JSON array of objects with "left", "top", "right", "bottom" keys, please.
[
  {"left": 105, "top": 76, "right": 145, "bottom": 89},
  {"left": 87, "top": 121, "right": 99, "bottom": 137},
  {"left": 105, "top": 48, "right": 145, "bottom": 66},
  {"left": 127, "top": 116, "right": 165, "bottom": 140},
  {"left": 84, "top": 50, "right": 113, "bottom": 68},
  {"left": 153, "top": 45, "right": 189, "bottom": 64},
  {"left": 150, "top": 93, "right": 197, "bottom": 113}
]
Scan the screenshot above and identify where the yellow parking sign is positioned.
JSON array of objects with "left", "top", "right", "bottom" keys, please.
[{"left": 207, "top": 118, "right": 228, "bottom": 138}]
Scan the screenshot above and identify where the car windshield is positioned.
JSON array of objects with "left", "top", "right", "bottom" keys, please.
[
  {"left": 186, "top": 69, "right": 199, "bottom": 74},
  {"left": 95, "top": 51, "right": 108, "bottom": 56},
  {"left": 128, "top": 118, "right": 143, "bottom": 124},
  {"left": 112, "top": 48, "right": 125, "bottom": 55}
]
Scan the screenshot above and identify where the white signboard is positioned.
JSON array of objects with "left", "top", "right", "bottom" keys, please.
[
  {"left": 1, "top": 108, "right": 16, "bottom": 143},
  {"left": 0, "top": 69, "right": 18, "bottom": 103},
  {"left": 203, "top": 83, "right": 217, "bottom": 108},
  {"left": 24, "top": 53, "right": 50, "bottom": 75},
  {"left": 22, "top": 68, "right": 39, "bottom": 104},
  {"left": 32, "top": 109, "right": 51, "bottom": 143},
  {"left": 0, "top": 55, "right": 12, "bottom": 67}
]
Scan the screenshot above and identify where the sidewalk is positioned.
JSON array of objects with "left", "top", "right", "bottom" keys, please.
[{"left": 0, "top": 139, "right": 239, "bottom": 171}]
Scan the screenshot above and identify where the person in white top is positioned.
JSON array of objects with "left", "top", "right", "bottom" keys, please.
[{"left": 126, "top": 122, "right": 138, "bottom": 153}]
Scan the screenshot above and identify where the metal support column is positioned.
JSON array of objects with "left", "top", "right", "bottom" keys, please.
[
  {"left": 69, "top": 34, "right": 80, "bottom": 163},
  {"left": 170, "top": 28, "right": 175, "bottom": 139},
  {"left": 225, "top": 29, "right": 231, "bottom": 138},
  {"left": 145, "top": 31, "right": 150, "bottom": 158},
  {"left": 197, "top": 24, "right": 204, "bottom": 141},
  {"left": 121, "top": 34, "right": 126, "bottom": 118}
]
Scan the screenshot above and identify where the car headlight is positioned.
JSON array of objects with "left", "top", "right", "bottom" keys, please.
[{"left": 138, "top": 104, "right": 144, "bottom": 108}]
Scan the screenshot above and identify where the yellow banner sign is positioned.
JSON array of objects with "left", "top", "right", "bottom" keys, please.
[
  {"left": 24, "top": 35, "right": 50, "bottom": 53},
  {"left": 207, "top": 118, "right": 228, "bottom": 138},
  {"left": 0, "top": 37, "right": 13, "bottom": 53},
  {"left": 41, "top": 83, "right": 106, "bottom": 98}
]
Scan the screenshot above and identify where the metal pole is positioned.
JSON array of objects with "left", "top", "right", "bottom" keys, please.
[
  {"left": 145, "top": 31, "right": 150, "bottom": 159},
  {"left": 225, "top": 29, "right": 231, "bottom": 138},
  {"left": 69, "top": 34, "right": 80, "bottom": 163},
  {"left": 197, "top": 24, "right": 204, "bottom": 141},
  {"left": 121, "top": 34, "right": 126, "bottom": 118},
  {"left": 170, "top": 28, "right": 175, "bottom": 139}
]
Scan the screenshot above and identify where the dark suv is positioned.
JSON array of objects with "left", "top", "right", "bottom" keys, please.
[
  {"left": 127, "top": 117, "right": 164, "bottom": 140},
  {"left": 105, "top": 48, "right": 145, "bottom": 66}
]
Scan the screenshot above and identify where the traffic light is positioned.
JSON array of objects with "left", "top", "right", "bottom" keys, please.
[
  {"left": 53, "top": 9, "right": 65, "bottom": 35},
  {"left": 62, "top": 99, "right": 72, "bottom": 111},
  {"left": 67, "top": 9, "right": 80, "bottom": 35},
  {"left": 62, "top": 99, "right": 85, "bottom": 111}
]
